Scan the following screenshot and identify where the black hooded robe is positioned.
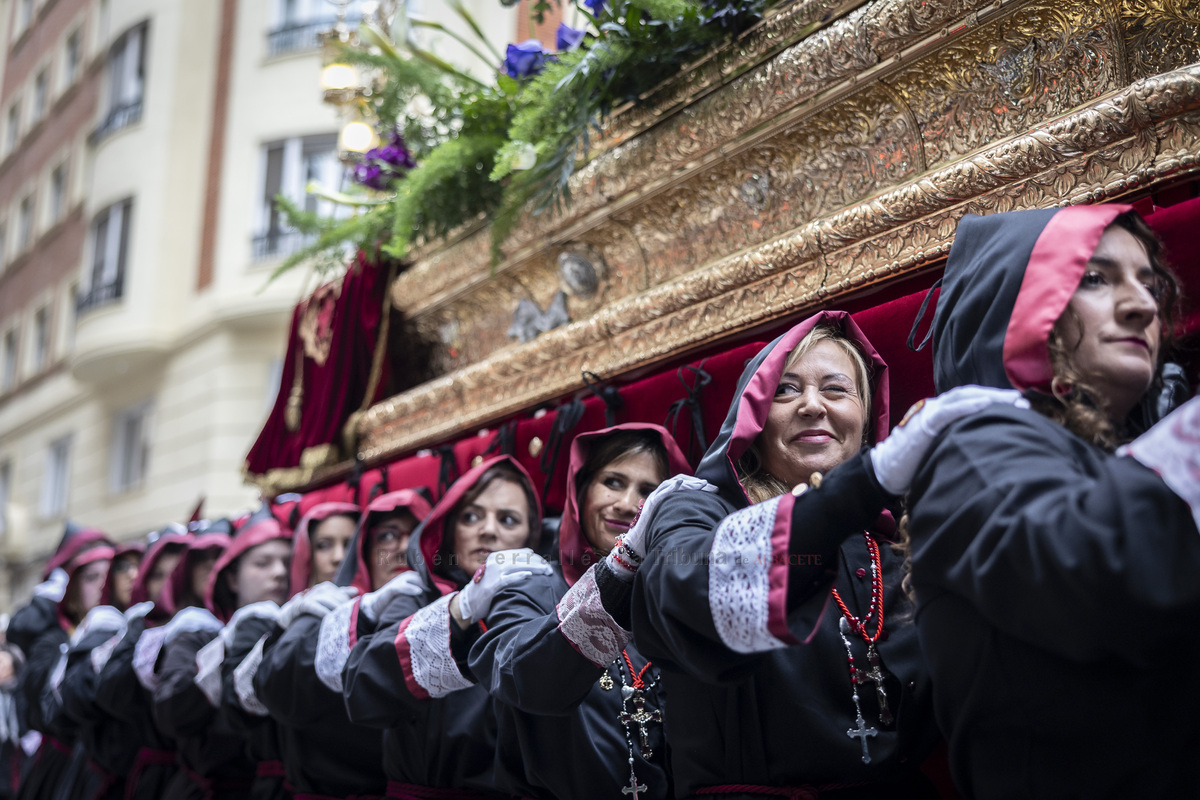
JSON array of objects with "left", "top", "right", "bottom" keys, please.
[
  {"left": 631, "top": 311, "right": 944, "bottom": 799},
  {"left": 468, "top": 424, "right": 689, "bottom": 800},
  {"left": 252, "top": 493, "right": 431, "bottom": 799},
  {"left": 94, "top": 617, "right": 182, "bottom": 800},
  {"left": 341, "top": 457, "right": 539, "bottom": 799},
  {"left": 908, "top": 205, "right": 1200, "bottom": 799}
]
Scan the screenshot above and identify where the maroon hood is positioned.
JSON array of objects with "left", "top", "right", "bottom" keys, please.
[
  {"left": 695, "top": 310, "right": 890, "bottom": 509},
  {"left": 289, "top": 501, "right": 361, "bottom": 596},
  {"left": 334, "top": 490, "right": 433, "bottom": 594},
  {"left": 99, "top": 540, "right": 146, "bottom": 608},
  {"left": 43, "top": 526, "right": 112, "bottom": 579},
  {"left": 932, "top": 204, "right": 1134, "bottom": 394},
  {"left": 130, "top": 527, "right": 191, "bottom": 607},
  {"left": 57, "top": 542, "right": 116, "bottom": 629},
  {"left": 558, "top": 424, "right": 691, "bottom": 587},
  {"left": 205, "top": 508, "right": 293, "bottom": 623},
  {"left": 160, "top": 525, "right": 231, "bottom": 618},
  {"left": 405, "top": 456, "right": 542, "bottom": 598}
]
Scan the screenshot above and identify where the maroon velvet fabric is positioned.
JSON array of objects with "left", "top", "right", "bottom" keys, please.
[
  {"left": 246, "top": 253, "right": 395, "bottom": 476},
  {"left": 1145, "top": 195, "right": 1200, "bottom": 338}
]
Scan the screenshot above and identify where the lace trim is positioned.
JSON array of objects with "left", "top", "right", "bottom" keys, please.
[
  {"left": 193, "top": 636, "right": 224, "bottom": 707},
  {"left": 1119, "top": 399, "right": 1200, "bottom": 532},
  {"left": 233, "top": 635, "right": 270, "bottom": 716},
  {"left": 134, "top": 627, "right": 168, "bottom": 691},
  {"left": 556, "top": 565, "right": 631, "bottom": 667},
  {"left": 395, "top": 594, "right": 473, "bottom": 700},
  {"left": 91, "top": 631, "right": 124, "bottom": 675},
  {"left": 709, "top": 496, "right": 789, "bottom": 654},
  {"left": 315, "top": 600, "right": 355, "bottom": 693}
]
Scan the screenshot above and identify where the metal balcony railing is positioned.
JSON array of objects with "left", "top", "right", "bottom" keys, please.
[
  {"left": 252, "top": 228, "right": 317, "bottom": 260},
  {"left": 76, "top": 279, "right": 124, "bottom": 314},
  {"left": 267, "top": 14, "right": 361, "bottom": 57}
]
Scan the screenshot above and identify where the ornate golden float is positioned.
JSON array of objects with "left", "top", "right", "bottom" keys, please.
[{"left": 251, "top": 0, "right": 1200, "bottom": 493}]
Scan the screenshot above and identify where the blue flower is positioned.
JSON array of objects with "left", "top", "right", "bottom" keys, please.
[
  {"left": 503, "top": 39, "right": 549, "bottom": 79},
  {"left": 555, "top": 22, "right": 586, "bottom": 51},
  {"left": 352, "top": 130, "right": 416, "bottom": 190},
  {"left": 583, "top": 0, "right": 608, "bottom": 15}
]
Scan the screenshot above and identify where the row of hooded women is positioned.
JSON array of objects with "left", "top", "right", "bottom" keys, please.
[{"left": 5, "top": 205, "right": 1199, "bottom": 800}]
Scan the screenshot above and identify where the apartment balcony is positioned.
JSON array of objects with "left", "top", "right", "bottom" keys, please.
[
  {"left": 266, "top": 15, "right": 361, "bottom": 58},
  {"left": 70, "top": 283, "right": 168, "bottom": 385}
]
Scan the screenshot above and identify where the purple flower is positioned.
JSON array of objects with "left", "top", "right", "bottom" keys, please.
[
  {"left": 503, "top": 39, "right": 549, "bottom": 79},
  {"left": 583, "top": 0, "right": 607, "bottom": 15},
  {"left": 351, "top": 130, "right": 416, "bottom": 191},
  {"left": 556, "top": 22, "right": 586, "bottom": 51}
]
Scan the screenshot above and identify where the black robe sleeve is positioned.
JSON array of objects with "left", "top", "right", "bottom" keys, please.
[
  {"left": 909, "top": 405, "right": 1200, "bottom": 666},
  {"left": 633, "top": 451, "right": 887, "bottom": 684},
  {"left": 469, "top": 572, "right": 610, "bottom": 715},
  {"left": 218, "top": 616, "right": 276, "bottom": 731},
  {"left": 152, "top": 629, "right": 219, "bottom": 739},
  {"left": 253, "top": 617, "right": 335, "bottom": 727},
  {"left": 94, "top": 621, "right": 142, "bottom": 721},
  {"left": 21, "top": 628, "right": 68, "bottom": 737},
  {"left": 341, "top": 594, "right": 437, "bottom": 727},
  {"left": 58, "top": 627, "right": 115, "bottom": 728}
]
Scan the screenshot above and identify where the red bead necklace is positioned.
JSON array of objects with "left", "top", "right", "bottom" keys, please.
[{"left": 832, "top": 532, "right": 893, "bottom": 765}]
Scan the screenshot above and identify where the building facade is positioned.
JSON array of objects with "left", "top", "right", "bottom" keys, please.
[{"left": 0, "top": 0, "right": 521, "bottom": 613}]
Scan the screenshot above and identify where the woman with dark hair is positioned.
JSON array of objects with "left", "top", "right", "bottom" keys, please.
[
  {"left": 288, "top": 502, "right": 360, "bottom": 595},
  {"left": 625, "top": 310, "right": 1020, "bottom": 798},
  {"left": 9, "top": 527, "right": 113, "bottom": 800},
  {"left": 153, "top": 510, "right": 290, "bottom": 800},
  {"left": 338, "top": 456, "right": 548, "bottom": 799},
  {"left": 904, "top": 205, "right": 1199, "bottom": 798},
  {"left": 253, "top": 491, "right": 431, "bottom": 799},
  {"left": 99, "top": 541, "right": 144, "bottom": 613},
  {"left": 467, "top": 424, "right": 689, "bottom": 799},
  {"left": 57, "top": 533, "right": 161, "bottom": 800},
  {"left": 96, "top": 523, "right": 227, "bottom": 800}
]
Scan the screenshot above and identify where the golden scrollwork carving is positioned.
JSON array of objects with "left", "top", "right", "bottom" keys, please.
[
  {"left": 397, "top": 0, "right": 1134, "bottom": 378},
  {"left": 349, "top": 64, "right": 1200, "bottom": 467},
  {"left": 1121, "top": 0, "right": 1200, "bottom": 81},
  {"left": 390, "top": 0, "right": 1025, "bottom": 322}
]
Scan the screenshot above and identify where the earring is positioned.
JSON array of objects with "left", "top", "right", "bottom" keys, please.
[{"left": 1050, "top": 377, "right": 1074, "bottom": 401}]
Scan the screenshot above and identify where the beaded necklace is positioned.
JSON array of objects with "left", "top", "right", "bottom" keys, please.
[{"left": 831, "top": 532, "right": 892, "bottom": 764}]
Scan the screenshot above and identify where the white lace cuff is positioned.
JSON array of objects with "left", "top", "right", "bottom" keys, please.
[
  {"left": 315, "top": 598, "right": 358, "bottom": 694},
  {"left": 394, "top": 594, "right": 473, "bottom": 700},
  {"left": 134, "top": 626, "right": 169, "bottom": 691},
  {"left": 709, "top": 494, "right": 798, "bottom": 653},
  {"left": 556, "top": 564, "right": 632, "bottom": 667},
  {"left": 233, "top": 635, "right": 269, "bottom": 716},
  {"left": 193, "top": 636, "right": 224, "bottom": 707}
]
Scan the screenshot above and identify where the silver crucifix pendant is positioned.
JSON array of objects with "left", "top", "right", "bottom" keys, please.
[{"left": 859, "top": 643, "right": 893, "bottom": 726}]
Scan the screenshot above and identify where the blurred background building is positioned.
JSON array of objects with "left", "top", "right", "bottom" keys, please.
[{"left": 0, "top": 0, "right": 524, "bottom": 612}]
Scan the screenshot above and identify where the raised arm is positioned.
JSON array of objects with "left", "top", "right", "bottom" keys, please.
[{"left": 909, "top": 405, "right": 1200, "bottom": 665}]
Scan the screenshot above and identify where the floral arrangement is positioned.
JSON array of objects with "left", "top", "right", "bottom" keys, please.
[{"left": 274, "top": 0, "right": 770, "bottom": 279}]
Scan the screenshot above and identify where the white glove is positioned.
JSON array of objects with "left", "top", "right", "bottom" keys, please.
[
  {"left": 162, "top": 607, "right": 223, "bottom": 646},
  {"left": 279, "top": 583, "right": 358, "bottom": 629},
  {"left": 1118, "top": 395, "right": 1200, "bottom": 531},
  {"left": 220, "top": 601, "right": 281, "bottom": 648},
  {"left": 869, "top": 385, "right": 1029, "bottom": 496},
  {"left": 605, "top": 474, "right": 718, "bottom": 581},
  {"left": 124, "top": 601, "right": 155, "bottom": 623},
  {"left": 359, "top": 571, "right": 428, "bottom": 623},
  {"left": 456, "top": 549, "right": 554, "bottom": 623},
  {"left": 71, "top": 605, "right": 126, "bottom": 646},
  {"left": 33, "top": 568, "right": 69, "bottom": 602}
]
